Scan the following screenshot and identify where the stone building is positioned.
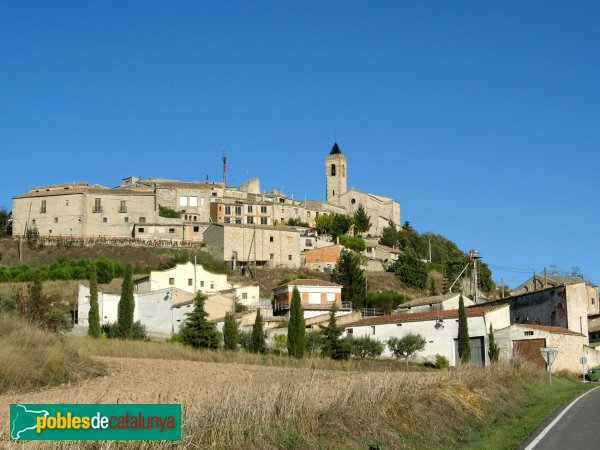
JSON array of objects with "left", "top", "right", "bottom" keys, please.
[
  {"left": 394, "top": 293, "right": 475, "bottom": 314},
  {"left": 202, "top": 223, "right": 302, "bottom": 268}
]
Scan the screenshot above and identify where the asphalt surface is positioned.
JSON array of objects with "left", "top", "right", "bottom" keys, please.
[{"left": 520, "top": 385, "right": 600, "bottom": 449}]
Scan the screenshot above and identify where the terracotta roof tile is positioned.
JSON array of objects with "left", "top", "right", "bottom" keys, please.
[{"left": 515, "top": 324, "right": 584, "bottom": 336}]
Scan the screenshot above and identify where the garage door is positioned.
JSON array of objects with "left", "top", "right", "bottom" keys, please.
[{"left": 513, "top": 339, "right": 547, "bottom": 369}]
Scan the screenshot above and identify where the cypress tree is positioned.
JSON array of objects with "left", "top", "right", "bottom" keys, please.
[
  {"left": 488, "top": 323, "right": 500, "bottom": 363},
  {"left": 180, "top": 292, "right": 220, "bottom": 349},
  {"left": 117, "top": 265, "right": 135, "bottom": 338},
  {"left": 251, "top": 308, "right": 266, "bottom": 354},
  {"left": 321, "top": 304, "right": 350, "bottom": 360},
  {"left": 352, "top": 204, "right": 372, "bottom": 234},
  {"left": 428, "top": 278, "right": 439, "bottom": 296},
  {"left": 87, "top": 264, "right": 101, "bottom": 338},
  {"left": 223, "top": 311, "right": 239, "bottom": 351},
  {"left": 457, "top": 295, "right": 471, "bottom": 363},
  {"left": 287, "top": 287, "right": 306, "bottom": 358}
]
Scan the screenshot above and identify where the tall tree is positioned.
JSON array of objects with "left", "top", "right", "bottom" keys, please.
[
  {"left": 223, "top": 311, "right": 239, "bottom": 351},
  {"left": 180, "top": 292, "right": 221, "bottom": 349},
  {"left": 117, "top": 265, "right": 135, "bottom": 338},
  {"left": 488, "top": 323, "right": 500, "bottom": 363},
  {"left": 320, "top": 304, "right": 350, "bottom": 360},
  {"left": 27, "top": 270, "right": 50, "bottom": 325},
  {"left": 331, "top": 250, "right": 366, "bottom": 309},
  {"left": 457, "top": 295, "right": 471, "bottom": 363},
  {"left": 287, "top": 287, "right": 306, "bottom": 358},
  {"left": 379, "top": 221, "right": 399, "bottom": 248},
  {"left": 251, "top": 308, "right": 266, "bottom": 353},
  {"left": 331, "top": 213, "right": 352, "bottom": 237},
  {"left": 87, "top": 264, "right": 101, "bottom": 338},
  {"left": 389, "top": 251, "right": 428, "bottom": 290},
  {"left": 352, "top": 204, "right": 371, "bottom": 235},
  {"left": 0, "top": 207, "right": 8, "bottom": 237},
  {"left": 428, "top": 278, "right": 439, "bottom": 296}
]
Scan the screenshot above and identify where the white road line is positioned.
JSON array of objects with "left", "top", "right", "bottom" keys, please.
[{"left": 524, "top": 385, "right": 600, "bottom": 450}]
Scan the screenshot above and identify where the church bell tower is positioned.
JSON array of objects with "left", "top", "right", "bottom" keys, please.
[{"left": 325, "top": 142, "right": 347, "bottom": 203}]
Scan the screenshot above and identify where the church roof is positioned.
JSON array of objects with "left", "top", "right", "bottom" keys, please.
[{"left": 329, "top": 142, "right": 342, "bottom": 155}]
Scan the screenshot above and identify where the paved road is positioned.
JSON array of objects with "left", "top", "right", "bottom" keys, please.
[{"left": 521, "top": 385, "right": 600, "bottom": 449}]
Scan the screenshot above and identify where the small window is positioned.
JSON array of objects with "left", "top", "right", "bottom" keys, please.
[
  {"left": 225, "top": 206, "right": 231, "bottom": 215},
  {"left": 210, "top": 282, "right": 214, "bottom": 289},
  {"left": 260, "top": 206, "right": 267, "bottom": 214},
  {"left": 270, "top": 236, "right": 274, "bottom": 242},
  {"left": 234, "top": 217, "right": 242, "bottom": 224},
  {"left": 224, "top": 217, "right": 231, "bottom": 223},
  {"left": 193, "top": 215, "right": 197, "bottom": 221},
  {"left": 331, "top": 164, "right": 336, "bottom": 176},
  {"left": 54, "top": 217, "right": 58, "bottom": 223},
  {"left": 169, "top": 228, "right": 175, "bottom": 233},
  {"left": 247, "top": 205, "right": 253, "bottom": 213},
  {"left": 347, "top": 328, "right": 353, "bottom": 335},
  {"left": 524, "top": 331, "right": 534, "bottom": 336},
  {"left": 351, "top": 198, "right": 356, "bottom": 204},
  {"left": 234, "top": 206, "right": 242, "bottom": 215},
  {"left": 193, "top": 226, "right": 199, "bottom": 232},
  {"left": 592, "top": 298, "right": 596, "bottom": 305},
  {"left": 261, "top": 217, "right": 267, "bottom": 225},
  {"left": 242, "top": 293, "right": 248, "bottom": 300},
  {"left": 211, "top": 192, "right": 217, "bottom": 196},
  {"left": 169, "top": 278, "right": 175, "bottom": 285},
  {"left": 119, "top": 200, "right": 127, "bottom": 213},
  {"left": 102, "top": 217, "right": 108, "bottom": 223},
  {"left": 247, "top": 216, "right": 254, "bottom": 224},
  {"left": 270, "top": 253, "right": 274, "bottom": 260},
  {"left": 139, "top": 217, "right": 146, "bottom": 224},
  {"left": 188, "top": 278, "right": 193, "bottom": 286},
  {"left": 124, "top": 217, "right": 129, "bottom": 223},
  {"left": 40, "top": 200, "right": 47, "bottom": 213},
  {"left": 200, "top": 281, "right": 205, "bottom": 287},
  {"left": 371, "top": 326, "right": 375, "bottom": 336},
  {"left": 179, "top": 196, "right": 188, "bottom": 207},
  {"left": 288, "top": 255, "right": 292, "bottom": 261},
  {"left": 93, "top": 198, "right": 102, "bottom": 213},
  {"left": 138, "top": 227, "right": 144, "bottom": 233},
  {"left": 189, "top": 196, "right": 198, "bottom": 207},
  {"left": 48, "top": 229, "right": 52, "bottom": 234}
]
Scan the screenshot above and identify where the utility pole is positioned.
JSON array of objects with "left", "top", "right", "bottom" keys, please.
[
  {"left": 222, "top": 152, "right": 227, "bottom": 186},
  {"left": 470, "top": 250, "right": 480, "bottom": 303},
  {"left": 428, "top": 237, "right": 432, "bottom": 263},
  {"left": 501, "top": 277, "right": 505, "bottom": 299}
]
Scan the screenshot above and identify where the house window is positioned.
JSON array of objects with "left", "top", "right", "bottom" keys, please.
[
  {"left": 225, "top": 206, "right": 231, "bottom": 215},
  {"left": 200, "top": 281, "right": 204, "bottom": 287},
  {"left": 139, "top": 217, "right": 146, "bottom": 224},
  {"left": 188, "top": 278, "right": 193, "bottom": 286},
  {"left": 193, "top": 215, "right": 197, "bottom": 221},
  {"left": 247, "top": 205, "right": 253, "bottom": 213},
  {"left": 270, "top": 253, "right": 274, "bottom": 260},
  {"left": 179, "top": 196, "right": 188, "bottom": 207},
  {"left": 124, "top": 217, "right": 129, "bottom": 223},
  {"left": 242, "top": 293, "right": 248, "bottom": 300},
  {"left": 270, "top": 236, "right": 274, "bottom": 242},
  {"left": 210, "top": 282, "right": 214, "bottom": 289},
  {"left": 119, "top": 200, "right": 127, "bottom": 213},
  {"left": 592, "top": 298, "right": 596, "bottom": 305},
  {"left": 288, "top": 255, "right": 292, "bottom": 261},
  {"left": 347, "top": 328, "right": 353, "bottom": 335},
  {"left": 224, "top": 217, "right": 231, "bottom": 223},
  {"left": 93, "top": 198, "right": 101, "bottom": 213},
  {"left": 261, "top": 217, "right": 268, "bottom": 225},
  {"left": 200, "top": 198, "right": 205, "bottom": 207},
  {"left": 102, "top": 217, "right": 108, "bottom": 223},
  {"left": 48, "top": 229, "right": 52, "bottom": 234},
  {"left": 193, "top": 226, "right": 199, "bottom": 232},
  {"left": 524, "top": 331, "right": 534, "bottom": 336},
  {"left": 169, "top": 278, "right": 175, "bottom": 285},
  {"left": 138, "top": 227, "right": 144, "bottom": 233},
  {"left": 326, "top": 293, "right": 335, "bottom": 302},
  {"left": 371, "top": 326, "right": 376, "bottom": 336},
  {"left": 234, "top": 217, "right": 242, "bottom": 224},
  {"left": 40, "top": 200, "right": 47, "bottom": 213},
  {"left": 234, "top": 206, "right": 242, "bottom": 215},
  {"left": 54, "top": 217, "right": 58, "bottom": 223},
  {"left": 261, "top": 206, "right": 267, "bottom": 214},
  {"left": 212, "top": 192, "right": 217, "bottom": 197},
  {"left": 169, "top": 228, "right": 175, "bottom": 233},
  {"left": 247, "top": 216, "right": 254, "bottom": 224},
  {"left": 189, "top": 196, "right": 198, "bottom": 207},
  {"left": 351, "top": 198, "right": 356, "bottom": 204}
]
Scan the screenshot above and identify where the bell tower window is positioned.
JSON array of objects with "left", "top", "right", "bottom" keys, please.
[{"left": 331, "top": 164, "right": 336, "bottom": 176}]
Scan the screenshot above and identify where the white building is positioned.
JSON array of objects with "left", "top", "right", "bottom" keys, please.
[{"left": 345, "top": 304, "right": 511, "bottom": 366}]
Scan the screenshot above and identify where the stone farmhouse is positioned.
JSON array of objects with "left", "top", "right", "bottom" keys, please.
[{"left": 11, "top": 143, "right": 401, "bottom": 242}]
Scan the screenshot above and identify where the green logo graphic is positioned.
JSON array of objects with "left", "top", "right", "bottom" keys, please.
[{"left": 10, "top": 404, "right": 181, "bottom": 441}]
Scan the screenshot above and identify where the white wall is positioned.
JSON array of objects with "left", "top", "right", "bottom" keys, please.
[{"left": 147, "top": 262, "right": 229, "bottom": 294}]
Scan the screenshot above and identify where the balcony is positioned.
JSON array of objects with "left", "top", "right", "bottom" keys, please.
[{"left": 274, "top": 300, "right": 352, "bottom": 312}]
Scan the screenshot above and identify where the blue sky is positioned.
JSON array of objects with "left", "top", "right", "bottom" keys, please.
[{"left": 1, "top": 1, "right": 598, "bottom": 286}]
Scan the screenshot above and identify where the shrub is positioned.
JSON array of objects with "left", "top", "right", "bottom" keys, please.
[
  {"left": 387, "top": 333, "right": 426, "bottom": 367},
  {"left": 272, "top": 334, "right": 288, "bottom": 355},
  {"left": 96, "top": 256, "right": 117, "bottom": 284},
  {"left": 166, "top": 333, "right": 182, "bottom": 343},
  {"left": 435, "top": 354, "right": 450, "bottom": 369},
  {"left": 306, "top": 332, "right": 324, "bottom": 355},
  {"left": 239, "top": 331, "right": 253, "bottom": 351},
  {"left": 339, "top": 235, "right": 366, "bottom": 252},
  {"left": 0, "top": 293, "right": 17, "bottom": 313},
  {"left": 349, "top": 336, "right": 384, "bottom": 359},
  {"left": 158, "top": 205, "right": 181, "bottom": 218},
  {"left": 103, "top": 321, "right": 148, "bottom": 340}
]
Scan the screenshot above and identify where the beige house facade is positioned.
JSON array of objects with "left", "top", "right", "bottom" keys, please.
[
  {"left": 134, "top": 262, "right": 230, "bottom": 295},
  {"left": 272, "top": 278, "right": 351, "bottom": 319}
]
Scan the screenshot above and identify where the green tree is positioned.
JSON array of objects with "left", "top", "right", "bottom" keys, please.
[
  {"left": 96, "top": 256, "right": 117, "bottom": 284},
  {"left": 387, "top": 333, "right": 426, "bottom": 368},
  {"left": 349, "top": 336, "right": 384, "bottom": 359},
  {"left": 339, "top": 235, "right": 366, "bottom": 252},
  {"left": 223, "top": 311, "right": 239, "bottom": 351},
  {"left": 314, "top": 214, "right": 333, "bottom": 235},
  {"left": 87, "top": 265, "right": 101, "bottom": 338},
  {"left": 0, "top": 207, "right": 8, "bottom": 237},
  {"left": 251, "top": 308, "right": 266, "bottom": 353},
  {"left": 352, "top": 204, "right": 371, "bottom": 235},
  {"left": 331, "top": 213, "right": 352, "bottom": 237},
  {"left": 158, "top": 205, "right": 181, "bottom": 218},
  {"left": 27, "top": 270, "right": 50, "bottom": 325},
  {"left": 117, "top": 265, "right": 135, "bottom": 338},
  {"left": 380, "top": 221, "right": 399, "bottom": 248},
  {"left": 320, "top": 304, "right": 350, "bottom": 360},
  {"left": 457, "top": 295, "right": 471, "bottom": 363},
  {"left": 389, "top": 251, "right": 428, "bottom": 290},
  {"left": 287, "top": 287, "right": 306, "bottom": 358},
  {"left": 180, "top": 292, "right": 221, "bottom": 349},
  {"left": 331, "top": 250, "right": 366, "bottom": 309},
  {"left": 488, "top": 323, "right": 500, "bottom": 363},
  {"left": 428, "top": 277, "right": 439, "bottom": 296}
]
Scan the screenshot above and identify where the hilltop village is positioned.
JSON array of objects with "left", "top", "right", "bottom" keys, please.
[{"left": 4, "top": 143, "right": 600, "bottom": 373}]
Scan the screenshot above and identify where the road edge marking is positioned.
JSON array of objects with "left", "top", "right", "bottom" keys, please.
[{"left": 524, "top": 385, "right": 600, "bottom": 450}]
